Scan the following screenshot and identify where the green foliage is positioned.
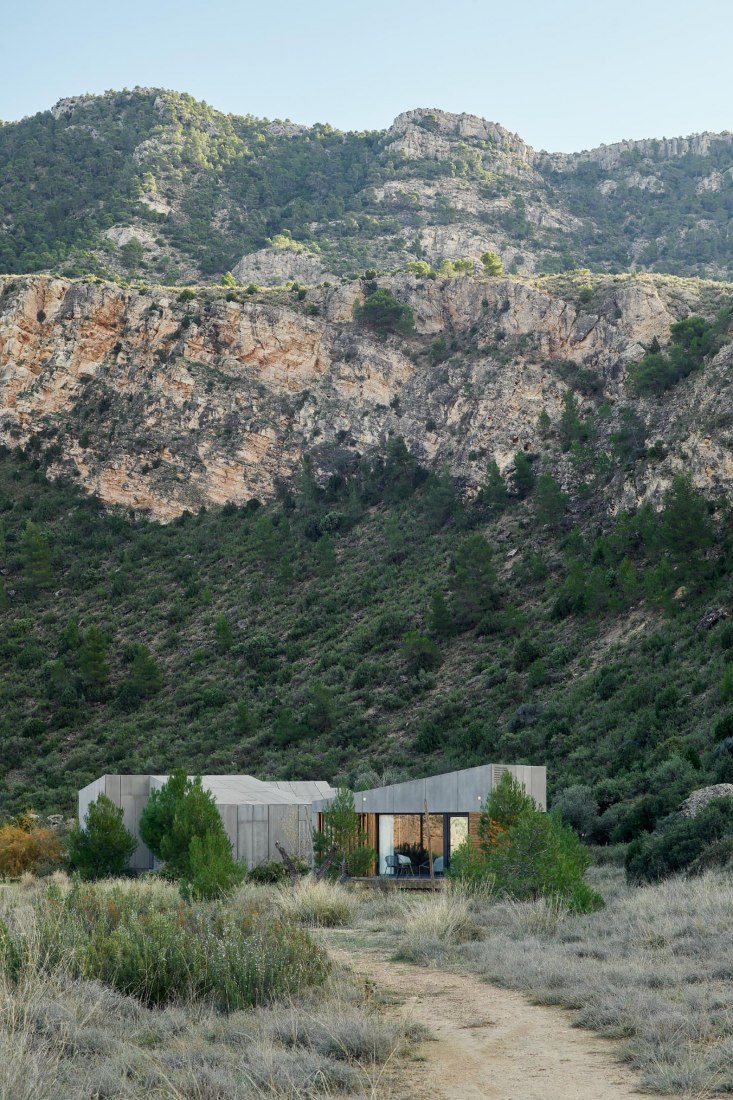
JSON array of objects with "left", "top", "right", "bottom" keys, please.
[
  {"left": 478, "top": 460, "right": 509, "bottom": 514},
  {"left": 510, "top": 451, "right": 535, "bottom": 499},
  {"left": 535, "top": 472, "right": 568, "bottom": 527},
  {"left": 450, "top": 534, "right": 498, "bottom": 630},
  {"left": 20, "top": 520, "right": 52, "bottom": 592},
  {"left": 183, "top": 829, "right": 246, "bottom": 900},
  {"left": 552, "top": 784, "right": 599, "bottom": 839},
  {"left": 627, "top": 315, "right": 725, "bottom": 395},
  {"left": 78, "top": 627, "right": 110, "bottom": 697},
  {"left": 67, "top": 793, "right": 137, "bottom": 879},
  {"left": 402, "top": 629, "right": 442, "bottom": 673},
  {"left": 427, "top": 590, "right": 453, "bottom": 638},
  {"left": 139, "top": 770, "right": 241, "bottom": 895},
  {"left": 625, "top": 797, "right": 733, "bottom": 883},
  {"left": 452, "top": 775, "right": 601, "bottom": 912},
  {"left": 314, "top": 787, "right": 375, "bottom": 877},
  {"left": 352, "top": 288, "right": 415, "bottom": 336},
  {"left": 480, "top": 250, "right": 504, "bottom": 276},
  {"left": 215, "top": 613, "right": 234, "bottom": 653},
  {"left": 0, "top": 881, "right": 328, "bottom": 1009}
]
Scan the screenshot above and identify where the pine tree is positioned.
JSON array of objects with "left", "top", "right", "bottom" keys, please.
[
  {"left": 68, "top": 793, "right": 137, "bottom": 879},
  {"left": 129, "top": 643, "right": 162, "bottom": 696},
  {"left": 535, "top": 472, "right": 568, "bottom": 527},
  {"left": 215, "top": 613, "right": 234, "bottom": 653},
  {"left": 427, "top": 590, "right": 453, "bottom": 638},
  {"left": 78, "top": 627, "right": 110, "bottom": 697},
  {"left": 20, "top": 520, "right": 52, "bottom": 592},
  {"left": 481, "top": 460, "right": 509, "bottom": 513},
  {"left": 450, "top": 534, "right": 498, "bottom": 629},
  {"left": 510, "top": 452, "right": 535, "bottom": 499}
]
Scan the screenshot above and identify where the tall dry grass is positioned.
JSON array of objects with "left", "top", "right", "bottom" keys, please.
[
  {"left": 0, "top": 876, "right": 418, "bottom": 1099},
  {"left": 378, "top": 867, "right": 733, "bottom": 1097}
]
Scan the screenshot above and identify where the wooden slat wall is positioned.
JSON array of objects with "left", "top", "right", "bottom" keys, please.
[{"left": 468, "top": 813, "right": 481, "bottom": 844}]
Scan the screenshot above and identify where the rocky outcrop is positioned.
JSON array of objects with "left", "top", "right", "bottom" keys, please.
[
  {"left": 680, "top": 785, "right": 733, "bottom": 817},
  {"left": 0, "top": 272, "right": 730, "bottom": 520},
  {"left": 232, "top": 248, "right": 332, "bottom": 287}
]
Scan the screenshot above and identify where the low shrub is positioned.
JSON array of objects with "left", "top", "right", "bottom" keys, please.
[
  {"left": 0, "top": 824, "right": 63, "bottom": 878},
  {"left": 625, "top": 797, "right": 733, "bottom": 883},
  {"left": 0, "top": 880, "right": 329, "bottom": 1010}
]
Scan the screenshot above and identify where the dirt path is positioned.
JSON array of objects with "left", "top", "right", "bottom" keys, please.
[{"left": 331, "top": 947, "right": 666, "bottom": 1100}]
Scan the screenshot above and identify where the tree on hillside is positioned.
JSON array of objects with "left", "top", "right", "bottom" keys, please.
[
  {"left": 510, "top": 451, "right": 535, "bottom": 499},
  {"left": 20, "top": 520, "right": 52, "bottom": 592},
  {"left": 68, "top": 793, "right": 137, "bottom": 879},
  {"left": 78, "top": 627, "right": 110, "bottom": 698},
  {"left": 352, "top": 288, "right": 415, "bottom": 336},
  {"left": 450, "top": 534, "right": 498, "bottom": 629},
  {"left": 659, "top": 475, "right": 713, "bottom": 562},
  {"left": 481, "top": 250, "right": 504, "bottom": 276}
]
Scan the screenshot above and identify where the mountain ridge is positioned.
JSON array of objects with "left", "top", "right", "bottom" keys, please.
[{"left": 1, "top": 87, "right": 731, "bottom": 284}]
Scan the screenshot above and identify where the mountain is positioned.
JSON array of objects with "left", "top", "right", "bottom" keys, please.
[
  {"left": 0, "top": 89, "right": 731, "bottom": 283},
  {"left": 2, "top": 89, "right": 733, "bottom": 834}
]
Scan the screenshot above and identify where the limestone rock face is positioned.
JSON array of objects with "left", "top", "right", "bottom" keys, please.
[
  {"left": 232, "top": 248, "right": 332, "bottom": 286},
  {"left": 0, "top": 272, "right": 730, "bottom": 520}
]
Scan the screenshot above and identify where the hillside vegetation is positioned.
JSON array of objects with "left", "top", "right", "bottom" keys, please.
[
  {"left": 1, "top": 88, "right": 731, "bottom": 282},
  {"left": 3, "top": 423, "right": 733, "bottom": 832}
]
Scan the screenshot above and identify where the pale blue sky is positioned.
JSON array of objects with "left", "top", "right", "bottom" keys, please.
[{"left": 2, "top": 0, "right": 731, "bottom": 152}]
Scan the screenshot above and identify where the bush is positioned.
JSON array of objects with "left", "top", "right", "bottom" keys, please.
[
  {"left": 274, "top": 878, "right": 357, "bottom": 927},
  {"left": 449, "top": 774, "right": 602, "bottom": 912},
  {"left": 625, "top": 797, "right": 733, "bottom": 883},
  {"left": 183, "top": 829, "right": 246, "bottom": 900},
  {"left": 352, "top": 288, "right": 415, "bottom": 336},
  {"left": 0, "top": 880, "right": 329, "bottom": 1009},
  {"left": 139, "top": 770, "right": 243, "bottom": 896},
  {"left": 67, "top": 793, "right": 137, "bottom": 879},
  {"left": 552, "top": 785, "right": 599, "bottom": 839},
  {"left": 0, "top": 823, "right": 63, "bottom": 878}
]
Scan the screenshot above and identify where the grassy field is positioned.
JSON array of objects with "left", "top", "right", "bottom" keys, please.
[
  {"left": 0, "top": 874, "right": 424, "bottom": 1100},
  {"left": 343, "top": 867, "right": 733, "bottom": 1098}
]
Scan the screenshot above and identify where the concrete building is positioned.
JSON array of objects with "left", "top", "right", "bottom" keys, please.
[
  {"left": 78, "top": 774, "right": 336, "bottom": 871},
  {"left": 312, "top": 762, "right": 546, "bottom": 876}
]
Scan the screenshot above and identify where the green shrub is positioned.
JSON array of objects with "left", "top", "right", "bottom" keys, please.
[
  {"left": 139, "top": 770, "right": 242, "bottom": 895},
  {"left": 450, "top": 774, "right": 602, "bottom": 912},
  {"left": 352, "top": 289, "right": 415, "bottom": 336},
  {"left": 0, "top": 881, "right": 329, "bottom": 1009},
  {"left": 625, "top": 797, "right": 733, "bottom": 883},
  {"left": 68, "top": 793, "right": 138, "bottom": 879}
]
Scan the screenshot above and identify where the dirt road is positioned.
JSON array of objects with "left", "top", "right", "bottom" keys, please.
[{"left": 332, "top": 948, "right": 665, "bottom": 1100}]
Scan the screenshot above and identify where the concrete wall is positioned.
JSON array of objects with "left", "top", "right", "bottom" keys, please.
[
  {"left": 328, "top": 763, "right": 546, "bottom": 818},
  {"left": 313, "top": 763, "right": 547, "bottom": 827},
  {"left": 79, "top": 775, "right": 317, "bottom": 872}
]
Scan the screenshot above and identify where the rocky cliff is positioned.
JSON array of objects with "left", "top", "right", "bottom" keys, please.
[{"left": 1, "top": 272, "right": 731, "bottom": 520}]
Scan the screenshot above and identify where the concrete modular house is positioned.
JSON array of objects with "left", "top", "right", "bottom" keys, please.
[
  {"left": 78, "top": 774, "right": 337, "bottom": 871},
  {"left": 312, "top": 763, "right": 546, "bottom": 875}
]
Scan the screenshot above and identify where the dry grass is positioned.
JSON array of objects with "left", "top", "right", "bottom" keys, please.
[
  {"left": 370, "top": 867, "right": 733, "bottom": 1097},
  {"left": 0, "top": 877, "right": 418, "bottom": 1099},
  {"left": 274, "top": 878, "right": 359, "bottom": 928},
  {"left": 389, "top": 890, "right": 482, "bottom": 959}
]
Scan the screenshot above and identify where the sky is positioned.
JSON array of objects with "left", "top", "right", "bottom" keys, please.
[{"left": 1, "top": 0, "right": 731, "bottom": 152}]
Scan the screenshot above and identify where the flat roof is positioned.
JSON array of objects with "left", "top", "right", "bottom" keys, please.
[{"left": 151, "top": 775, "right": 337, "bottom": 806}]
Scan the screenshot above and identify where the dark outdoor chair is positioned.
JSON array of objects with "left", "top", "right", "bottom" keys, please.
[{"left": 385, "top": 854, "right": 413, "bottom": 876}]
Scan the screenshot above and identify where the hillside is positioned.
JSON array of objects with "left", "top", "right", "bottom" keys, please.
[
  {"left": 0, "top": 89, "right": 731, "bottom": 283},
  {"left": 3, "top": 415, "right": 733, "bottom": 836}
]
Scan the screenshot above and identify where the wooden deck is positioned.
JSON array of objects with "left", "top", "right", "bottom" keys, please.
[{"left": 347, "top": 875, "right": 445, "bottom": 891}]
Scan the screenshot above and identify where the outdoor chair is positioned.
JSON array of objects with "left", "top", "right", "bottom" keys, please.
[{"left": 385, "top": 853, "right": 413, "bottom": 876}]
